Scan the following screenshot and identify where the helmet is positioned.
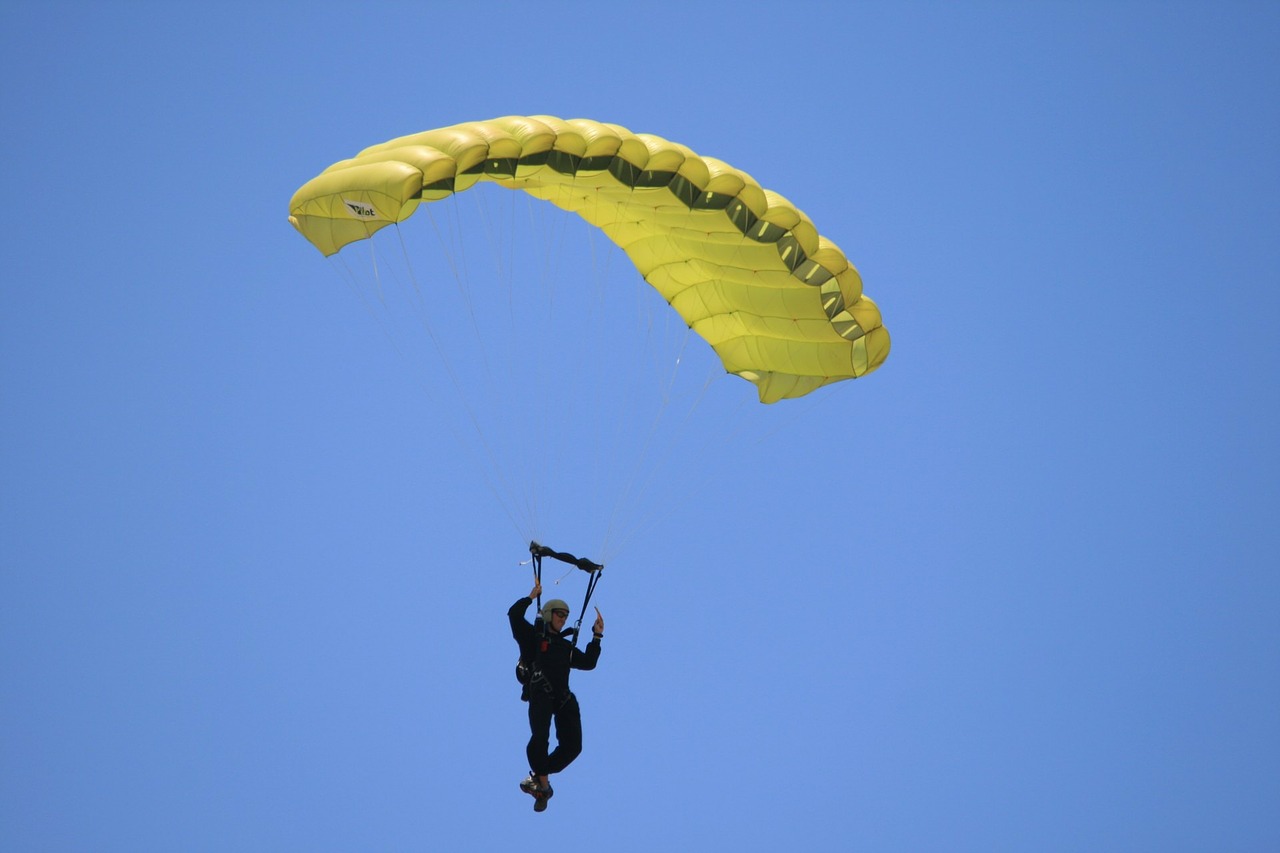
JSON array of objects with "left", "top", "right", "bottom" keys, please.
[{"left": 540, "top": 599, "right": 570, "bottom": 621}]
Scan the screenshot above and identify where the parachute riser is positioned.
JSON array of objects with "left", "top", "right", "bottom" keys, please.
[
  {"left": 528, "top": 540, "right": 603, "bottom": 649},
  {"left": 530, "top": 540, "right": 603, "bottom": 574}
]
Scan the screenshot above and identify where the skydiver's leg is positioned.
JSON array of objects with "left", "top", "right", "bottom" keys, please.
[
  {"left": 526, "top": 694, "right": 554, "bottom": 777},
  {"left": 545, "top": 693, "right": 582, "bottom": 774}
]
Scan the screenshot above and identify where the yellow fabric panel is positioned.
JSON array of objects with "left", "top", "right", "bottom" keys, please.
[{"left": 288, "top": 116, "right": 890, "bottom": 401}]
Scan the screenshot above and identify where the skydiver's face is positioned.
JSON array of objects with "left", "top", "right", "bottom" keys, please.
[{"left": 550, "top": 609, "right": 569, "bottom": 631}]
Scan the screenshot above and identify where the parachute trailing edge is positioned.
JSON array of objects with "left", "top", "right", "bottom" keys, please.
[{"left": 288, "top": 116, "right": 889, "bottom": 402}]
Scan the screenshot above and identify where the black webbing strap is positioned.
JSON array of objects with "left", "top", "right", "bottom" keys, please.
[
  {"left": 529, "top": 541, "right": 603, "bottom": 574},
  {"left": 528, "top": 540, "right": 604, "bottom": 648}
]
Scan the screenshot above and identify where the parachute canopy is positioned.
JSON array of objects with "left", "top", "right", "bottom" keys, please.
[{"left": 289, "top": 116, "right": 889, "bottom": 402}]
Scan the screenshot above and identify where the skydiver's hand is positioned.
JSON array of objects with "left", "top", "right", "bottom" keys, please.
[
  {"left": 592, "top": 607, "right": 604, "bottom": 637},
  {"left": 530, "top": 578, "right": 542, "bottom": 600}
]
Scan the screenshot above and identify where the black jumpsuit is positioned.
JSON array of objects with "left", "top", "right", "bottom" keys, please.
[{"left": 509, "top": 596, "right": 601, "bottom": 776}]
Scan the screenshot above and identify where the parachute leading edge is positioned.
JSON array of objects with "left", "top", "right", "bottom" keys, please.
[{"left": 288, "top": 115, "right": 889, "bottom": 402}]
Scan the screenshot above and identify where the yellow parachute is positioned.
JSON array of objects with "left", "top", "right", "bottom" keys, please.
[{"left": 289, "top": 116, "right": 889, "bottom": 403}]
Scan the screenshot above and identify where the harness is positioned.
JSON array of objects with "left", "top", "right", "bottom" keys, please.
[{"left": 518, "top": 540, "right": 603, "bottom": 702}]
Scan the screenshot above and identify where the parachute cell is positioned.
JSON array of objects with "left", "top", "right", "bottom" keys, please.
[{"left": 288, "top": 116, "right": 889, "bottom": 402}]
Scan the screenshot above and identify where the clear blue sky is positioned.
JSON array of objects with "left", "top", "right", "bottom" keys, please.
[{"left": 3, "top": 2, "right": 1278, "bottom": 850}]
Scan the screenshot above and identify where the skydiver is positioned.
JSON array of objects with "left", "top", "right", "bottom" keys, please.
[{"left": 509, "top": 577, "right": 604, "bottom": 812}]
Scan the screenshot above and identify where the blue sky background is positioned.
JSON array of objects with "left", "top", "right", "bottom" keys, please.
[{"left": 3, "top": 2, "right": 1278, "bottom": 850}]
